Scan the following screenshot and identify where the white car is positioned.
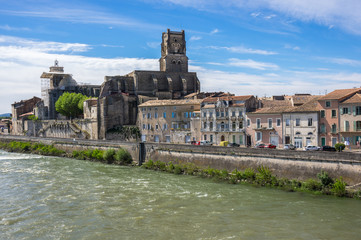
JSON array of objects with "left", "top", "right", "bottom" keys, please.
[
  {"left": 200, "top": 140, "right": 212, "bottom": 146},
  {"left": 304, "top": 145, "right": 320, "bottom": 151}
]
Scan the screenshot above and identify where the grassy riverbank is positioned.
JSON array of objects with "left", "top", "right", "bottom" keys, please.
[
  {"left": 0, "top": 141, "right": 132, "bottom": 165},
  {"left": 1, "top": 140, "right": 360, "bottom": 199},
  {"left": 142, "top": 159, "right": 361, "bottom": 200}
]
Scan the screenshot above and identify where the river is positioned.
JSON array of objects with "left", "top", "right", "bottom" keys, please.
[{"left": 0, "top": 150, "right": 360, "bottom": 240}]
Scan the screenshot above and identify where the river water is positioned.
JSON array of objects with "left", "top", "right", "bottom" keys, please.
[{"left": 0, "top": 150, "right": 361, "bottom": 240}]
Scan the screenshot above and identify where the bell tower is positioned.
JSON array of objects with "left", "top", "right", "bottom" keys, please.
[{"left": 159, "top": 29, "right": 188, "bottom": 72}]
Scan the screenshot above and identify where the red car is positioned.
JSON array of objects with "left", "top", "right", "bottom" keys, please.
[{"left": 264, "top": 144, "right": 277, "bottom": 149}]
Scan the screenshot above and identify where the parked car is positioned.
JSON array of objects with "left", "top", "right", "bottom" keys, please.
[
  {"left": 304, "top": 145, "right": 320, "bottom": 151},
  {"left": 322, "top": 145, "right": 336, "bottom": 152},
  {"left": 191, "top": 141, "right": 200, "bottom": 145},
  {"left": 219, "top": 141, "right": 229, "bottom": 147},
  {"left": 255, "top": 143, "right": 266, "bottom": 148},
  {"left": 283, "top": 144, "right": 296, "bottom": 150},
  {"left": 200, "top": 140, "right": 212, "bottom": 146},
  {"left": 228, "top": 143, "right": 240, "bottom": 147},
  {"left": 264, "top": 144, "right": 277, "bottom": 149}
]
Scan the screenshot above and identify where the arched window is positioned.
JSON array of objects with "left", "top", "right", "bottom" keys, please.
[{"left": 296, "top": 131, "right": 301, "bottom": 135}]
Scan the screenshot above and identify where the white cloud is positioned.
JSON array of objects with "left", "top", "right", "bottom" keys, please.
[
  {"left": 264, "top": 14, "right": 276, "bottom": 20},
  {"left": 209, "top": 46, "right": 277, "bottom": 55},
  {"left": 228, "top": 58, "right": 279, "bottom": 70},
  {"left": 0, "top": 7, "right": 163, "bottom": 31},
  {"left": 0, "top": 35, "right": 91, "bottom": 53},
  {"left": 210, "top": 28, "right": 219, "bottom": 34},
  {"left": 159, "top": 0, "right": 361, "bottom": 35},
  {"left": 0, "top": 25, "right": 30, "bottom": 31},
  {"left": 146, "top": 42, "right": 159, "bottom": 48},
  {"left": 284, "top": 44, "right": 300, "bottom": 51},
  {"left": 326, "top": 57, "right": 361, "bottom": 67},
  {"left": 190, "top": 36, "right": 202, "bottom": 41},
  {"left": 0, "top": 35, "right": 159, "bottom": 113}
]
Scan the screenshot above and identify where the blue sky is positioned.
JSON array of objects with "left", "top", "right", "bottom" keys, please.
[{"left": 1, "top": 0, "right": 361, "bottom": 113}]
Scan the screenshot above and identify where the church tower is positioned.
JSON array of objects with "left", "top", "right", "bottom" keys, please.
[{"left": 159, "top": 29, "right": 188, "bottom": 72}]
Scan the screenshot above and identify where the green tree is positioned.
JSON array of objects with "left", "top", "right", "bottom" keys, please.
[{"left": 55, "top": 92, "right": 90, "bottom": 118}]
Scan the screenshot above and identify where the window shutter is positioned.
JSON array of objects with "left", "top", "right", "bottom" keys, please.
[
  {"left": 354, "top": 121, "right": 357, "bottom": 131},
  {"left": 340, "top": 107, "right": 343, "bottom": 115},
  {"left": 348, "top": 107, "right": 351, "bottom": 115},
  {"left": 353, "top": 106, "right": 356, "bottom": 116}
]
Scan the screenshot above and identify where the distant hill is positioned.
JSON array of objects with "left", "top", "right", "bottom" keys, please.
[{"left": 0, "top": 113, "right": 11, "bottom": 118}]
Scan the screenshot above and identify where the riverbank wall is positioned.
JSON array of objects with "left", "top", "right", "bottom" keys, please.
[{"left": 2, "top": 135, "right": 361, "bottom": 185}]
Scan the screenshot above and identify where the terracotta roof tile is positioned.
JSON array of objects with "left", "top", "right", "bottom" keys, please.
[
  {"left": 319, "top": 88, "right": 361, "bottom": 101},
  {"left": 342, "top": 93, "right": 361, "bottom": 104},
  {"left": 202, "top": 95, "right": 253, "bottom": 103},
  {"left": 139, "top": 99, "right": 202, "bottom": 107},
  {"left": 248, "top": 106, "right": 293, "bottom": 114},
  {"left": 286, "top": 96, "right": 322, "bottom": 112},
  {"left": 261, "top": 100, "right": 292, "bottom": 108}
]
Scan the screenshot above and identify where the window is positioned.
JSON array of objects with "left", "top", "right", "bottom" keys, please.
[
  {"left": 142, "top": 124, "right": 146, "bottom": 130},
  {"left": 155, "top": 124, "right": 159, "bottom": 130},
  {"left": 239, "top": 135, "right": 243, "bottom": 145},
  {"left": 221, "top": 111, "right": 224, "bottom": 117},
  {"left": 332, "top": 137, "right": 337, "bottom": 146},
  {"left": 320, "top": 124, "right": 326, "bottom": 133},
  {"left": 247, "top": 119, "right": 250, "bottom": 127},
  {"left": 320, "top": 110, "right": 325, "bottom": 118},
  {"left": 285, "top": 136, "right": 290, "bottom": 144},
  {"left": 343, "top": 107, "right": 349, "bottom": 114},
  {"left": 147, "top": 124, "right": 151, "bottom": 130},
  {"left": 344, "top": 121, "right": 350, "bottom": 132},
  {"left": 356, "top": 121, "right": 361, "bottom": 131},
  {"left": 172, "top": 112, "right": 176, "bottom": 118},
  {"left": 225, "top": 111, "right": 228, "bottom": 117},
  {"left": 256, "top": 132, "right": 262, "bottom": 141},
  {"left": 356, "top": 106, "right": 361, "bottom": 115},
  {"left": 203, "top": 122, "right": 207, "bottom": 129},
  {"left": 276, "top": 118, "right": 281, "bottom": 126},
  {"left": 172, "top": 123, "right": 178, "bottom": 129},
  {"left": 239, "top": 111, "right": 243, "bottom": 117},
  {"left": 232, "top": 111, "right": 236, "bottom": 117},
  {"left": 216, "top": 111, "right": 220, "bottom": 117},
  {"left": 295, "top": 118, "right": 300, "bottom": 126},
  {"left": 256, "top": 118, "right": 261, "bottom": 129},
  {"left": 163, "top": 112, "right": 166, "bottom": 118},
  {"left": 326, "top": 101, "right": 331, "bottom": 107},
  {"left": 163, "top": 124, "right": 168, "bottom": 130},
  {"left": 268, "top": 118, "right": 273, "bottom": 129},
  {"left": 203, "top": 111, "right": 207, "bottom": 118},
  {"left": 204, "top": 135, "right": 207, "bottom": 141},
  {"left": 332, "top": 110, "right": 337, "bottom": 118},
  {"left": 155, "top": 112, "right": 158, "bottom": 118},
  {"left": 239, "top": 121, "right": 243, "bottom": 129},
  {"left": 232, "top": 135, "right": 236, "bottom": 143},
  {"left": 210, "top": 135, "right": 213, "bottom": 142},
  {"left": 286, "top": 119, "right": 290, "bottom": 126},
  {"left": 147, "top": 113, "right": 151, "bottom": 119},
  {"left": 232, "top": 122, "right": 236, "bottom": 131},
  {"left": 209, "top": 122, "right": 213, "bottom": 130},
  {"left": 184, "top": 112, "right": 188, "bottom": 118},
  {"left": 143, "top": 113, "right": 146, "bottom": 119},
  {"left": 321, "top": 137, "right": 326, "bottom": 146},
  {"left": 308, "top": 118, "right": 313, "bottom": 126},
  {"left": 209, "top": 112, "right": 213, "bottom": 118}
]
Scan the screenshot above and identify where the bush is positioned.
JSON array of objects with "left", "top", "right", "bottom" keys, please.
[
  {"left": 243, "top": 168, "right": 256, "bottom": 181},
  {"left": 91, "top": 149, "right": 104, "bottom": 161},
  {"left": 143, "top": 159, "right": 154, "bottom": 169},
  {"left": 335, "top": 143, "right": 345, "bottom": 152},
  {"left": 114, "top": 148, "right": 132, "bottom": 164},
  {"left": 103, "top": 149, "right": 116, "bottom": 164},
  {"left": 303, "top": 179, "right": 323, "bottom": 191},
  {"left": 317, "top": 170, "right": 334, "bottom": 187},
  {"left": 256, "top": 166, "right": 273, "bottom": 185},
  {"left": 332, "top": 177, "right": 347, "bottom": 197}
]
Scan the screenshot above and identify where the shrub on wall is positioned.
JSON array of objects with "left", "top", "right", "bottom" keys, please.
[
  {"left": 115, "top": 148, "right": 132, "bottom": 164},
  {"left": 335, "top": 143, "right": 345, "bottom": 152},
  {"left": 103, "top": 149, "right": 116, "bottom": 164}
]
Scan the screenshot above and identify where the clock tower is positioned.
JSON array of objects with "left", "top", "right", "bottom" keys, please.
[{"left": 159, "top": 29, "right": 188, "bottom": 72}]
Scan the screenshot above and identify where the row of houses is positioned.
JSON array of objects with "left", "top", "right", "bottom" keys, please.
[{"left": 137, "top": 88, "right": 361, "bottom": 148}]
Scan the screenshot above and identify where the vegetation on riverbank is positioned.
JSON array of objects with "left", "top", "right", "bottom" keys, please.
[
  {"left": 142, "top": 159, "right": 361, "bottom": 199},
  {"left": 0, "top": 141, "right": 132, "bottom": 166},
  {"left": 0, "top": 140, "right": 359, "bottom": 199}
]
